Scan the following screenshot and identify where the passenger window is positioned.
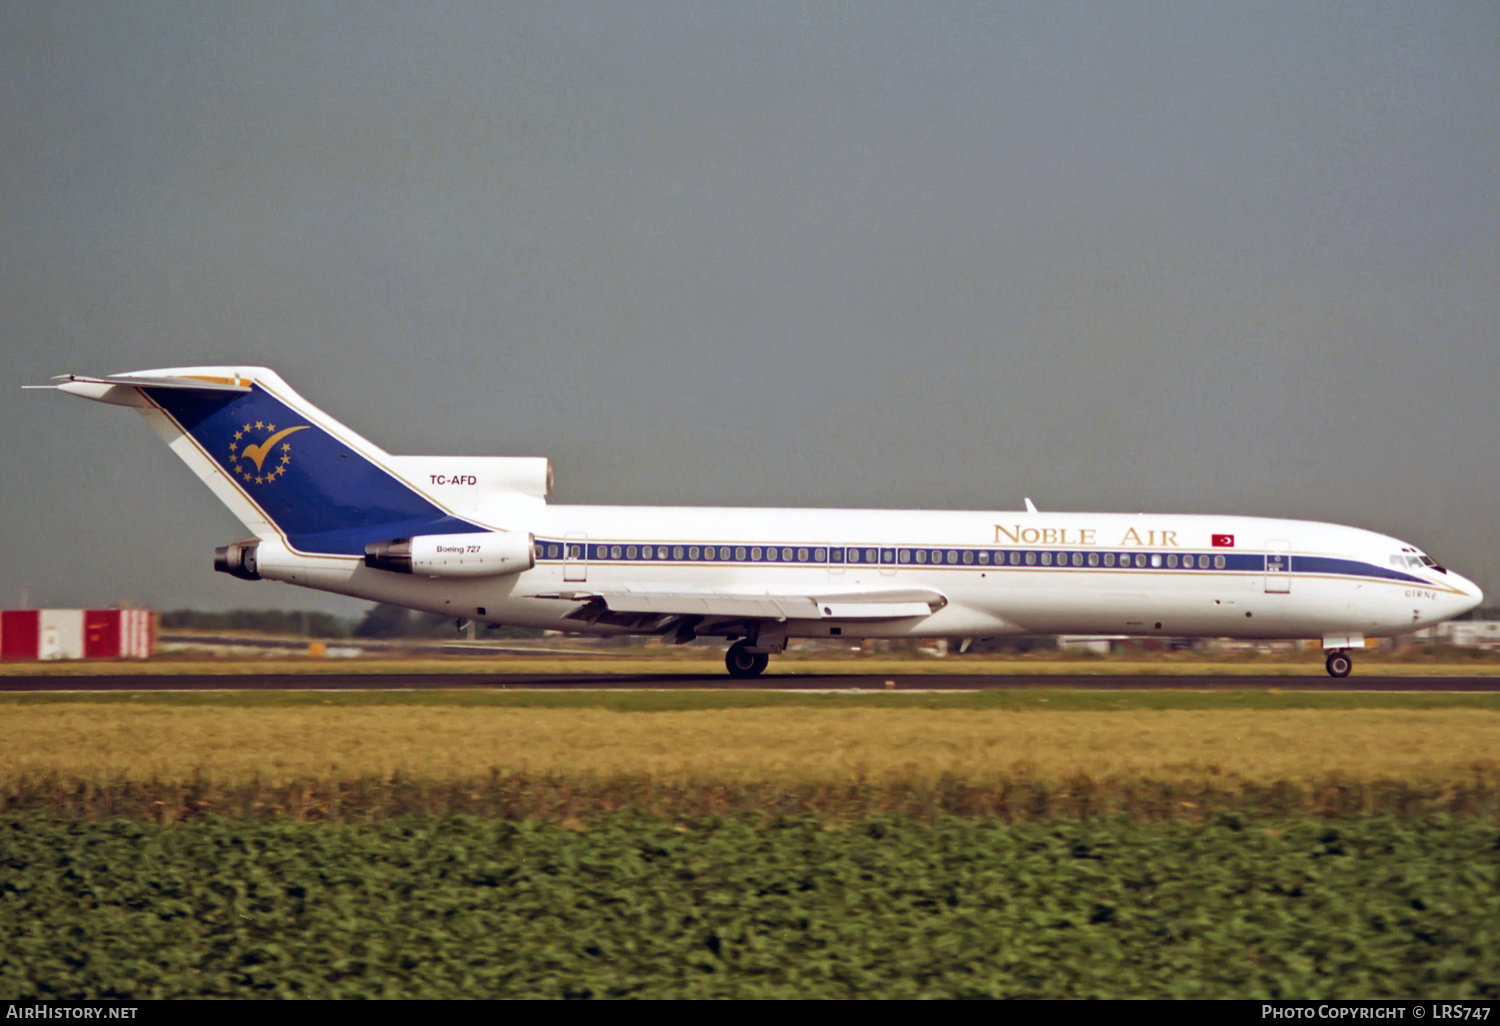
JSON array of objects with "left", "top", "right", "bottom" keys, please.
[
  {"left": 978, "top": 551, "right": 989, "bottom": 565},
  {"left": 1214, "top": 554, "right": 1226, "bottom": 569},
  {"left": 1166, "top": 554, "right": 1177, "bottom": 568},
  {"left": 734, "top": 547, "right": 745, "bottom": 561},
  {"left": 751, "top": 547, "right": 762, "bottom": 561},
  {"left": 720, "top": 547, "right": 731, "bottom": 560},
  {"left": 1136, "top": 554, "right": 1147, "bottom": 568},
  {"left": 1025, "top": 552, "right": 1036, "bottom": 566},
  {"left": 1071, "top": 552, "right": 1083, "bottom": 567},
  {"left": 1104, "top": 553, "right": 1115, "bottom": 567},
  {"left": 1041, "top": 552, "right": 1052, "bottom": 566},
  {"left": 1151, "top": 554, "right": 1162, "bottom": 568},
  {"left": 797, "top": 547, "right": 809, "bottom": 562},
  {"left": 963, "top": 551, "right": 973, "bottom": 565},
  {"left": 610, "top": 545, "right": 622, "bottom": 559},
  {"left": 704, "top": 547, "right": 715, "bottom": 561},
  {"left": 916, "top": 550, "right": 927, "bottom": 564},
  {"left": 688, "top": 546, "right": 700, "bottom": 560},
  {"left": 766, "top": 548, "right": 778, "bottom": 561},
  {"left": 782, "top": 548, "right": 793, "bottom": 562},
  {"left": 868, "top": 548, "right": 880, "bottom": 563},
  {"left": 899, "top": 549, "right": 911, "bottom": 563},
  {"left": 673, "top": 546, "right": 684, "bottom": 560},
  {"left": 1009, "top": 551, "right": 1020, "bottom": 565},
  {"left": 1087, "top": 552, "right": 1098, "bottom": 567},
  {"left": 829, "top": 548, "right": 843, "bottom": 563},
  {"left": 626, "top": 546, "right": 637, "bottom": 559},
  {"left": 814, "top": 547, "right": 827, "bottom": 561},
  {"left": 568, "top": 545, "right": 581, "bottom": 559}
]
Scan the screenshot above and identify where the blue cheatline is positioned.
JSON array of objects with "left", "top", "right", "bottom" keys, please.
[
  {"left": 529, "top": 537, "right": 1425, "bottom": 585},
  {"left": 143, "top": 385, "right": 482, "bottom": 555}
]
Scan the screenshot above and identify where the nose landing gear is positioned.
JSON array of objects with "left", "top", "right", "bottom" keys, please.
[
  {"left": 726, "top": 640, "right": 770, "bottom": 679},
  {"left": 1325, "top": 650, "right": 1353, "bottom": 678}
]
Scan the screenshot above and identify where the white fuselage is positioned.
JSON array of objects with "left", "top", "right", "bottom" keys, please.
[{"left": 254, "top": 505, "right": 1483, "bottom": 643}]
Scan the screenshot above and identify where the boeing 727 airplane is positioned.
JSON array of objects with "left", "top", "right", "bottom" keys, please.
[{"left": 31, "top": 367, "right": 1483, "bottom": 677}]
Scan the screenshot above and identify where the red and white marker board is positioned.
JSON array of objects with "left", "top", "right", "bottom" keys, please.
[{"left": 0, "top": 610, "right": 154, "bottom": 660}]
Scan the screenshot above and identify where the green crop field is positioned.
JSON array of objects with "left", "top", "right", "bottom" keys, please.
[{"left": 2, "top": 815, "right": 1497, "bottom": 999}]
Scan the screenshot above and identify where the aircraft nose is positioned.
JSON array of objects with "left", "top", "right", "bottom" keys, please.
[{"left": 1447, "top": 571, "right": 1484, "bottom": 617}]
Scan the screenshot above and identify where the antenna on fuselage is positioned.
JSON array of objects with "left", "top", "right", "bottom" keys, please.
[{"left": 1024, "top": 497, "right": 1038, "bottom": 514}]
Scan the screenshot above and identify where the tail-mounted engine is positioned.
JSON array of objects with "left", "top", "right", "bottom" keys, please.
[
  {"left": 364, "top": 531, "right": 535, "bottom": 577},
  {"left": 214, "top": 539, "right": 261, "bottom": 581}
]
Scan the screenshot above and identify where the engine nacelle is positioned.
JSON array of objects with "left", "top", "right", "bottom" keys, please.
[
  {"left": 364, "top": 531, "right": 535, "bottom": 577},
  {"left": 214, "top": 539, "right": 261, "bottom": 581}
]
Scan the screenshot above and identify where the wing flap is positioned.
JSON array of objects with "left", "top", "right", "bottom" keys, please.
[
  {"left": 539, "top": 587, "right": 946, "bottom": 622},
  {"left": 601, "top": 593, "right": 822, "bottom": 619},
  {"left": 817, "top": 600, "right": 935, "bottom": 619}
]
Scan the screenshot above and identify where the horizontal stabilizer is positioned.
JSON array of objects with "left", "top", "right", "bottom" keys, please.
[{"left": 28, "top": 373, "right": 253, "bottom": 394}]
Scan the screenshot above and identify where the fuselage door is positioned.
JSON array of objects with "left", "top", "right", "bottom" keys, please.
[
  {"left": 1265, "top": 539, "right": 1290, "bottom": 593},
  {"left": 564, "top": 532, "right": 588, "bottom": 582}
]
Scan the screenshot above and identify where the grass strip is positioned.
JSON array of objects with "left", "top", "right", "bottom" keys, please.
[
  {"left": 4, "top": 705, "right": 1498, "bottom": 790},
  {"left": 6, "top": 688, "right": 1500, "bottom": 711}
]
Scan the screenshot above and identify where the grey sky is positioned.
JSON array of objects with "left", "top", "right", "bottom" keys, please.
[{"left": 2, "top": 1, "right": 1497, "bottom": 616}]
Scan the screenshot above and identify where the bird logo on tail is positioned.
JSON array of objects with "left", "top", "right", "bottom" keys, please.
[{"left": 227, "top": 423, "right": 309, "bottom": 484}]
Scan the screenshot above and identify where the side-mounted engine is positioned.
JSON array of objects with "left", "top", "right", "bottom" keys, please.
[{"left": 364, "top": 531, "right": 535, "bottom": 577}]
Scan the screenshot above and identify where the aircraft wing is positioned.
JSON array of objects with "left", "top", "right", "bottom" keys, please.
[{"left": 534, "top": 587, "right": 946, "bottom": 626}]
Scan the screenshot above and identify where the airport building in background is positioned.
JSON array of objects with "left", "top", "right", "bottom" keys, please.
[{"left": 0, "top": 609, "right": 154, "bottom": 660}]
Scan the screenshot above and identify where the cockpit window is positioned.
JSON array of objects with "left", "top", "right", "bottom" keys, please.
[{"left": 1394, "top": 550, "right": 1447, "bottom": 573}]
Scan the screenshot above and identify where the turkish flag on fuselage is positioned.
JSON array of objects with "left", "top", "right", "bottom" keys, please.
[{"left": 1212, "top": 534, "right": 1235, "bottom": 548}]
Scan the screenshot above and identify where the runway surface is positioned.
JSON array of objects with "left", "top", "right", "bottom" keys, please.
[{"left": 4, "top": 672, "right": 1500, "bottom": 692}]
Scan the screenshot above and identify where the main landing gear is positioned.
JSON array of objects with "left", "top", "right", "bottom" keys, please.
[
  {"left": 726, "top": 640, "right": 770, "bottom": 679},
  {"left": 1325, "top": 650, "right": 1353, "bottom": 678}
]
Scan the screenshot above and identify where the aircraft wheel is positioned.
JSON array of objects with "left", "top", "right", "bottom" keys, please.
[
  {"left": 1325, "top": 651, "right": 1353, "bottom": 678},
  {"left": 726, "top": 641, "right": 769, "bottom": 679}
]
